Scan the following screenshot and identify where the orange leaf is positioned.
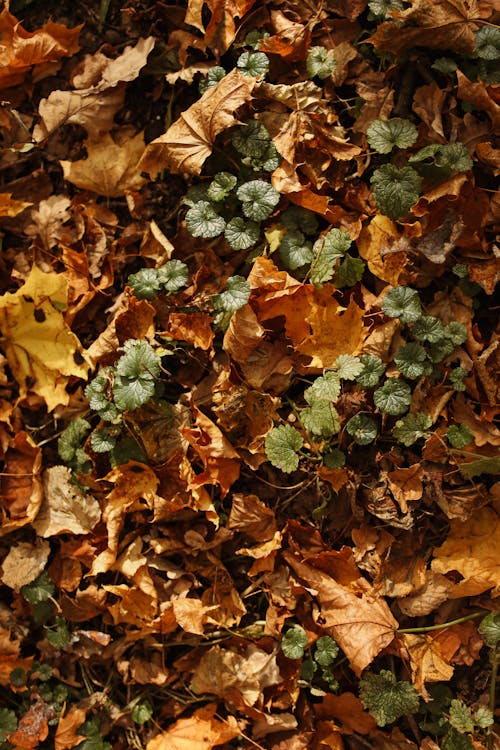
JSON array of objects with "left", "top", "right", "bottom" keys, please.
[
  {"left": 54, "top": 706, "right": 87, "bottom": 750},
  {"left": 146, "top": 704, "right": 240, "bottom": 750},
  {"left": 0, "top": 192, "right": 32, "bottom": 217}
]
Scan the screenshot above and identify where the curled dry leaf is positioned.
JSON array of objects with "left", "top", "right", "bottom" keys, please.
[
  {"left": 184, "top": 0, "right": 257, "bottom": 55},
  {"left": 0, "top": 431, "right": 42, "bottom": 536},
  {"left": 0, "top": 8, "right": 81, "bottom": 90},
  {"left": 24, "top": 195, "right": 71, "bottom": 250},
  {"left": 139, "top": 68, "right": 255, "bottom": 177}
]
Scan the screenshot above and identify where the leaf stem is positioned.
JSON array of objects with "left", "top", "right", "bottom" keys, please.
[{"left": 397, "top": 611, "right": 484, "bottom": 634}]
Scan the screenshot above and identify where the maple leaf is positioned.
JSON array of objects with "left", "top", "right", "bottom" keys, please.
[
  {"left": 139, "top": 69, "right": 255, "bottom": 177},
  {"left": 0, "top": 266, "right": 88, "bottom": 410}
]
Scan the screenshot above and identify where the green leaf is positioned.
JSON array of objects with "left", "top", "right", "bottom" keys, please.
[
  {"left": 21, "top": 571, "right": 55, "bottom": 604},
  {"left": 281, "top": 625, "right": 308, "bottom": 659},
  {"left": 394, "top": 342, "right": 428, "bottom": 379},
  {"left": 279, "top": 230, "right": 314, "bottom": 270},
  {"left": 475, "top": 26, "right": 500, "bottom": 60},
  {"left": 307, "top": 46, "right": 337, "bottom": 80},
  {"left": 449, "top": 367, "right": 467, "bottom": 392},
  {"left": 474, "top": 705, "right": 494, "bottom": 729},
  {"left": 371, "top": 164, "right": 421, "bottom": 219},
  {"left": 85, "top": 372, "right": 120, "bottom": 422},
  {"left": 335, "top": 354, "right": 363, "bottom": 380},
  {"left": 447, "top": 424, "right": 473, "bottom": 449},
  {"left": 214, "top": 275, "right": 251, "bottom": 312},
  {"left": 185, "top": 201, "right": 225, "bottom": 238},
  {"left": 381, "top": 286, "right": 422, "bottom": 323},
  {"left": 444, "top": 322, "right": 467, "bottom": 346},
  {"left": 224, "top": 217, "right": 260, "bottom": 250},
  {"left": 368, "top": 0, "right": 404, "bottom": 18},
  {"left": 237, "top": 51, "right": 269, "bottom": 77},
  {"left": 207, "top": 172, "right": 237, "bottom": 201},
  {"left": 232, "top": 120, "right": 281, "bottom": 172},
  {"left": 459, "top": 455, "right": 500, "bottom": 478},
  {"left": 113, "top": 375, "right": 156, "bottom": 412},
  {"left": 346, "top": 414, "right": 378, "bottom": 445},
  {"left": 131, "top": 700, "right": 153, "bottom": 725},
  {"left": 432, "top": 57, "right": 458, "bottom": 74},
  {"left": 58, "top": 417, "right": 91, "bottom": 463},
  {"left": 45, "top": 616, "right": 71, "bottom": 648},
  {"left": 367, "top": 118, "right": 418, "bottom": 154},
  {"left": 90, "top": 429, "right": 117, "bottom": 453},
  {"left": 441, "top": 727, "right": 474, "bottom": 750},
  {"left": 237, "top": 180, "right": 280, "bottom": 221},
  {"left": 199, "top": 66, "right": 226, "bottom": 94},
  {"left": 184, "top": 184, "right": 210, "bottom": 206},
  {"left": 412, "top": 315, "right": 445, "bottom": 343},
  {"left": 359, "top": 669, "right": 420, "bottom": 727},
  {"left": 0, "top": 707, "right": 17, "bottom": 742},
  {"left": 300, "top": 402, "right": 340, "bottom": 437},
  {"left": 409, "top": 143, "right": 472, "bottom": 180},
  {"left": 76, "top": 717, "right": 112, "bottom": 750},
  {"left": 310, "top": 228, "right": 352, "bottom": 286},
  {"left": 304, "top": 371, "right": 341, "bottom": 403},
  {"left": 300, "top": 657, "right": 316, "bottom": 681},
  {"left": 127, "top": 268, "right": 161, "bottom": 300},
  {"left": 356, "top": 354, "right": 385, "bottom": 388},
  {"left": 449, "top": 699, "right": 474, "bottom": 734},
  {"left": 314, "top": 636, "right": 339, "bottom": 667},
  {"left": 478, "top": 611, "right": 500, "bottom": 648},
  {"left": 116, "top": 340, "right": 161, "bottom": 380},
  {"left": 374, "top": 378, "right": 412, "bottom": 415},
  {"left": 323, "top": 448, "right": 345, "bottom": 469},
  {"left": 428, "top": 337, "right": 455, "bottom": 363},
  {"left": 282, "top": 205, "right": 319, "bottom": 235},
  {"left": 335, "top": 255, "right": 365, "bottom": 287},
  {"left": 157, "top": 259, "right": 189, "bottom": 292},
  {"left": 244, "top": 29, "right": 269, "bottom": 49},
  {"left": 265, "top": 424, "right": 303, "bottom": 473},
  {"left": 393, "top": 412, "right": 432, "bottom": 446},
  {"left": 110, "top": 437, "right": 147, "bottom": 467}
]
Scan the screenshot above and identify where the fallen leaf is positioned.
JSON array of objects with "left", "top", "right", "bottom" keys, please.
[
  {"left": 54, "top": 706, "right": 87, "bottom": 750},
  {"left": 401, "top": 634, "right": 454, "bottom": 699},
  {"left": 357, "top": 215, "right": 410, "bottom": 285},
  {"left": 33, "top": 465, "right": 101, "bottom": 537},
  {"left": 0, "top": 192, "right": 32, "bottom": 218},
  {"left": 0, "top": 265, "right": 88, "bottom": 410},
  {"left": 146, "top": 703, "right": 240, "bottom": 749},
  {"left": 139, "top": 68, "right": 255, "bottom": 177},
  {"left": 61, "top": 128, "right": 146, "bottom": 197},
  {"left": 432, "top": 506, "right": 500, "bottom": 597},
  {"left": 315, "top": 692, "right": 376, "bottom": 735},
  {"left": 0, "top": 8, "right": 81, "bottom": 90},
  {"left": 0, "top": 431, "right": 42, "bottom": 535},
  {"left": 0, "top": 538, "right": 50, "bottom": 591},
  {"left": 24, "top": 195, "right": 71, "bottom": 250},
  {"left": 386, "top": 464, "right": 423, "bottom": 514},
  {"left": 6, "top": 697, "right": 56, "bottom": 748},
  {"left": 185, "top": 0, "right": 257, "bottom": 55}
]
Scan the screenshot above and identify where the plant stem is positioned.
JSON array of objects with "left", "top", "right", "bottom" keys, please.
[
  {"left": 487, "top": 648, "right": 498, "bottom": 750},
  {"left": 397, "top": 611, "right": 484, "bottom": 634}
]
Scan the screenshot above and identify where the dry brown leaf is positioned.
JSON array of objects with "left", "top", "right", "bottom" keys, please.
[
  {"left": 357, "top": 214, "right": 410, "bottom": 285},
  {"left": 0, "top": 192, "right": 32, "bottom": 217},
  {"left": 284, "top": 551, "right": 398, "bottom": 674},
  {"left": 54, "top": 706, "right": 87, "bottom": 750},
  {"left": 367, "top": 0, "right": 480, "bottom": 56},
  {"left": 172, "top": 597, "right": 218, "bottom": 635},
  {"left": 6, "top": 697, "right": 56, "bottom": 749},
  {"left": 227, "top": 493, "right": 277, "bottom": 541},
  {"left": 139, "top": 68, "right": 255, "bottom": 177},
  {"left": 401, "top": 634, "right": 454, "bottom": 699},
  {"left": 61, "top": 128, "right": 146, "bottom": 197},
  {"left": 24, "top": 195, "right": 71, "bottom": 250},
  {"left": 315, "top": 692, "right": 376, "bottom": 735},
  {"left": 397, "top": 571, "right": 453, "bottom": 617},
  {"left": 457, "top": 71, "right": 500, "bottom": 130},
  {"left": 185, "top": 0, "right": 257, "bottom": 55},
  {"left": 0, "top": 8, "right": 81, "bottom": 90},
  {"left": 33, "top": 466, "right": 101, "bottom": 537},
  {"left": 190, "top": 644, "right": 282, "bottom": 706},
  {"left": 146, "top": 703, "right": 240, "bottom": 750},
  {"left": 0, "top": 431, "right": 42, "bottom": 536},
  {"left": 0, "top": 538, "right": 50, "bottom": 591},
  {"left": 432, "top": 506, "right": 500, "bottom": 597},
  {"left": 386, "top": 464, "right": 423, "bottom": 514}
]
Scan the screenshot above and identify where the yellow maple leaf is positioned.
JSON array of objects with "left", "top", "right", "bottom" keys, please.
[{"left": 0, "top": 266, "right": 88, "bottom": 410}]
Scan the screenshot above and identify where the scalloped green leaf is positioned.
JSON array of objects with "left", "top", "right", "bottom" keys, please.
[
  {"left": 237, "top": 180, "right": 280, "bottom": 221},
  {"left": 307, "top": 46, "right": 337, "bottom": 80},
  {"left": 367, "top": 118, "right": 418, "bottom": 154},
  {"left": 373, "top": 378, "right": 412, "bottom": 415},
  {"left": 265, "top": 424, "right": 303, "bottom": 473},
  {"left": 371, "top": 164, "right": 421, "bottom": 219},
  {"left": 185, "top": 201, "right": 226, "bottom": 238}
]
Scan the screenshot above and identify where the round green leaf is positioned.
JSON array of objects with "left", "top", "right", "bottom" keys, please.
[
  {"left": 237, "top": 51, "right": 270, "bottom": 77},
  {"left": 367, "top": 118, "right": 418, "bottom": 154},
  {"left": 224, "top": 217, "right": 260, "bottom": 250},
  {"left": 373, "top": 378, "right": 412, "bottom": 415},
  {"left": 346, "top": 414, "right": 378, "bottom": 445},
  {"left": 237, "top": 180, "right": 280, "bottom": 221},
  {"left": 279, "top": 230, "right": 314, "bottom": 270},
  {"left": 307, "top": 46, "right": 337, "bottom": 80},
  {"left": 371, "top": 165, "right": 421, "bottom": 219},
  {"left": 185, "top": 201, "right": 226, "bottom": 238},
  {"left": 381, "top": 286, "right": 422, "bottom": 323},
  {"left": 265, "top": 424, "right": 303, "bottom": 473},
  {"left": 281, "top": 625, "right": 308, "bottom": 659}
]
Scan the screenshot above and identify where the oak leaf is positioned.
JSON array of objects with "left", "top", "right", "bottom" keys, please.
[
  {"left": 139, "top": 69, "right": 255, "bottom": 177},
  {"left": 146, "top": 704, "right": 240, "bottom": 750},
  {"left": 61, "top": 128, "right": 146, "bottom": 197},
  {"left": 0, "top": 266, "right": 88, "bottom": 410}
]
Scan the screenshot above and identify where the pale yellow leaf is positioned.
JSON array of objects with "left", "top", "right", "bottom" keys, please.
[{"left": 33, "top": 466, "right": 101, "bottom": 537}]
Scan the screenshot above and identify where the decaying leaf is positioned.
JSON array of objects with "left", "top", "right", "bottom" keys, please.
[{"left": 33, "top": 466, "right": 101, "bottom": 537}]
